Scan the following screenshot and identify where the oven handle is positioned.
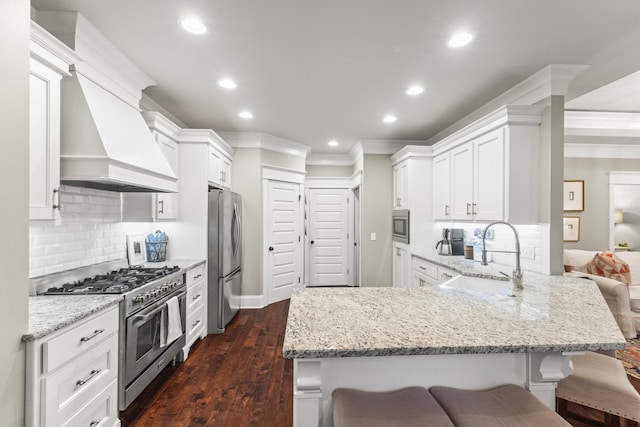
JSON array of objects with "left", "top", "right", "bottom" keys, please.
[{"left": 132, "top": 290, "right": 186, "bottom": 322}]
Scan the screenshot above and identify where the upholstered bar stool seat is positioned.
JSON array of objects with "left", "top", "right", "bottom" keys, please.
[
  {"left": 332, "top": 386, "right": 455, "bottom": 427},
  {"left": 556, "top": 351, "right": 640, "bottom": 426},
  {"left": 430, "top": 384, "right": 570, "bottom": 426}
]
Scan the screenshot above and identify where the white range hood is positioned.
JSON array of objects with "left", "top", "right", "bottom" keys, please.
[{"left": 37, "top": 10, "right": 177, "bottom": 192}]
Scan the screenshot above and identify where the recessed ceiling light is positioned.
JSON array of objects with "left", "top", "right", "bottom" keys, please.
[
  {"left": 383, "top": 115, "right": 397, "bottom": 124},
  {"left": 218, "top": 79, "right": 237, "bottom": 89},
  {"left": 180, "top": 17, "right": 207, "bottom": 35},
  {"left": 406, "top": 86, "right": 424, "bottom": 96},
  {"left": 328, "top": 140, "right": 339, "bottom": 147},
  {"left": 448, "top": 32, "right": 474, "bottom": 48},
  {"left": 238, "top": 111, "right": 253, "bottom": 119}
]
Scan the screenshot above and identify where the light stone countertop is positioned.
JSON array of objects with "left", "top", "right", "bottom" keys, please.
[
  {"left": 412, "top": 252, "right": 512, "bottom": 280},
  {"left": 24, "top": 295, "right": 122, "bottom": 341},
  {"left": 24, "top": 258, "right": 205, "bottom": 342},
  {"left": 283, "top": 272, "right": 627, "bottom": 359}
]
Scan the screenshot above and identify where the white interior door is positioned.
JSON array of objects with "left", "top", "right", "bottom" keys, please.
[
  {"left": 308, "top": 188, "right": 350, "bottom": 286},
  {"left": 266, "top": 180, "right": 302, "bottom": 303}
]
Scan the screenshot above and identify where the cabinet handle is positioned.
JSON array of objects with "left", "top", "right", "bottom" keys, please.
[
  {"left": 158, "top": 199, "right": 164, "bottom": 214},
  {"left": 396, "top": 248, "right": 402, "bottom": 256},
  {"left": 441, "top": 272, "right": 453, "bottom": 279},
  {"left": 193, "top": 274, "right": 202, "bottom": 280},
  {"left": 52, "top": 187, "right": 61, "bottom": 210},
  {"left": 76, "top": 369, "right": 101, "bottom": 386},
  {"left": 192, "top": 319, "right": 201, "bottom": 328},
  {"left": 466, "top": 203, "right": 471, "bottom": 215},
  {"left": 418, "top": 266, "right": 426, "bottom": 271},
  {"left": 90, "top": 421, "right": 100, "bottom": 427},
  {"left": 80, "top": 329, "right": 105, "bottom": 343},
  {"left": 396, "top": 198, "right": 401, "bottom": 207},
  {"left": 192, "top": 294, "right": 201, "bottom": 302},
  {"left": 444, "top": 204, "right": 449, "bottom": 216},
  {"left": 472, "top": 202, "right": 477, "bottom": 215}
]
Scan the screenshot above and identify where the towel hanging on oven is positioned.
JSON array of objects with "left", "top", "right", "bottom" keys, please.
[{"left": 160, "top": 296, "right": 182, "bottom": 348}]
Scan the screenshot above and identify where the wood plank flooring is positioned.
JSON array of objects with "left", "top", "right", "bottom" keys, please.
[
  {"left": 121, "top": 299, "right": 640, "bottom": 426},
  {"left": 120, "top": 300, "right": 292, "bottom": 427}
]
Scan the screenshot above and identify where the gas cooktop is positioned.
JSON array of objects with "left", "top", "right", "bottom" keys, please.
[{"left": 43, "top": 266, "right": 181, "bottom": 295}]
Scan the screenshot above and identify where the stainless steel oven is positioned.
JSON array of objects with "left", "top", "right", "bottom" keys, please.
[{"left": 392, "top": 209, "right": 410, "bottom": 244}]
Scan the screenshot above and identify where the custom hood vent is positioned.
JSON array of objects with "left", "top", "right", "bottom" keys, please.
[{"left": 37, "top": 11, "right": 177, "bottom": 193}]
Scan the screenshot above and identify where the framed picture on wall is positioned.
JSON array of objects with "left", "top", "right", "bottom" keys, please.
[
  {"left": 126, "top": 234, "right": 147, "bottom": 266},
  {"left": 563, "top": 216, "right": 580, "bottom": 242},
  {"left": 564, "top": 180, "right": 584, "bottom": 211}
]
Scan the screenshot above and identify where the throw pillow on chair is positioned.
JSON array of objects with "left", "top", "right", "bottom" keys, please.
[{"left": 587, "top": 251, "right": 632, "bottom": 286}]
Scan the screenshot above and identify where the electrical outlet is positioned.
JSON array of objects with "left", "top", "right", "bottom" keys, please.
[
  {"left": 521, "top": 245, "right": 536, "bottom": 260},
  {"left": 370, "top": 232, "right": 376, "bottom": 241}
]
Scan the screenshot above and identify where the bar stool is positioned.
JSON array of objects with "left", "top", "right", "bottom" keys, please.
[
  {"left": 332, "top": 386, "right": 455, "bottom": 427},
  {"left": 430, "top": 384, "right": 570, "bottom": 426},
  {"left": 556, "top": 351, "right": 640, "bottom": 426}
]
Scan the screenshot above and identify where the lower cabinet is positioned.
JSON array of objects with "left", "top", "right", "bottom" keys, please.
[
  {"left": 25, "top": 305, "right": 120, "bottom": 427},
  {"left": 392, "top": 242, "right": 410, "bottom": 288},
  {"left": 411, "top": 256, "right": 460, "bottom": 288},
  {"left": 181, "top": 262, "right": 206, "bottom": 361}
]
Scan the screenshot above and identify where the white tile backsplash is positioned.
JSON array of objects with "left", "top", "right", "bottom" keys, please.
[{"left": 29, "top": 185, "right": 153, "bottom": 277}]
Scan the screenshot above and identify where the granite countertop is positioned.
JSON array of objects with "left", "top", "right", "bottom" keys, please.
[
  {"left": 24, "top": 295, "right": 122, "bottom": 342},
  {"left": 413, "top": 252, "right": 511, "bottom": 280},
  {"left": 141, "top": 259, "right": 205, "bottom": 270},
  {"left": 283, "top": 272, "right": 627, "bottom": 359}
]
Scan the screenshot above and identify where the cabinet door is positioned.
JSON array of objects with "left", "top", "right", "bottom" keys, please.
[
  {"left": 220, "top": 156, "right": 231, "bottom": 189},
  {"left": 474, "top": 129, "right": 505, "bottom": 221},
  {"left": 154, "top": 133, "right": 179, "bottom": 220},
  {"left": 392, "top": 242, "right": 409, "bottom": 288},
  {"left": 208, "top": 146, "right": 222, "bottom": 186},
  {"left": 433, "top": 153, "right": 451, "bottom": 220},
  {"left": 393, "top": 162, "right": 408, "bottom": 209},
  {"left": 29, "top": 61, "right": 62, "bottom": 221},
  {"left": 450, "top": 142, "right": 473, "bottom": 220}
]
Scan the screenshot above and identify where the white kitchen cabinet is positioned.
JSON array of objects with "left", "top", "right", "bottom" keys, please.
[
  {"left": 433, "top": 153, "right": 451, "bottom": 220},
  {"left": 208, "top": 145, "right": 232, "bottom": 189},
  {"left": 153, "top": 128, "right": 180, "bottom": 220},
  {"left": 392, "top": 161, "right": 408, "bottom": 209},
  {"left": 431, "top": 106, "right": 544, "bottom": 224},
  {"left": 392, "top": 241, "right": 410, "bottom": 288},
  {"left": 412, "top": 256, "right": 438, "bottom": 288},
  {"left": 29, "top": 24, "right": 76, "bottom": 221},
  {"left": 181, "top": 262, "right": 206, "bottom": 361},
  {"left": 25, "top": 305, "right": 120, "bottom": 427}
]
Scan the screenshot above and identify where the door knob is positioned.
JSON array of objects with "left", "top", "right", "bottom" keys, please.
[
  {"left": 310, "top": 240, "right": 314, "bottom": 244},
  {"left": 268, "top": 246, "right": 274, "bottom": 251}
]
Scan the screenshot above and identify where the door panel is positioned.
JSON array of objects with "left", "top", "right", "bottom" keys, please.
[
  {"left": 308, "top": 188, "right": 350, "bottom": 286},
  {"left": 266, "top": 181, "right": 302, "bottom": 303}
]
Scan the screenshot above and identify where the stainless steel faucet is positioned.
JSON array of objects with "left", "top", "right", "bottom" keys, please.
[{"left": 481, "top": 221, "right": 524, "bottom": 290}]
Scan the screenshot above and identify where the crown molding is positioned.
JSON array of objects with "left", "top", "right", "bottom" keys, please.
[
  {"left": 390, "top": 145, "right": 433, "bottom": 164},
  {"left": 565, "top": 110, "right": 640, "bottom": 135},
  {"left": 219, "top": 132, "right": 310, "bottom": 158},
  {"left": 30, "top": 21, "right": 81, "bottom": 75},
  {"left": 177, "top": 129, "right": 235, "bottom": 158},
  {"left": 426, "top": 64, "right": 587, "bottom": 146},
  {"left": 140, "top": 93, "right": 187, "bottom": 128},
  {"left": 432, "top": 105, "right": 545, "bottom": 155},
  {"left": 357, "top": 139, "right": 421, "bottom": 155},
  {"left": 564, "top": 143, "right": 640, "bottom": 159},
  {"left": 142, "top": 111, "right": 183, "bottom": 140}
]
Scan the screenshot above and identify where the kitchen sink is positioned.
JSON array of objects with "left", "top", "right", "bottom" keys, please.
[{"left": 439, "top": 274, "right": 512, "bottom": 295}]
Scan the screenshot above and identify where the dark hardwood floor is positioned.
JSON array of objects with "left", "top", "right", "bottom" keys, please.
[
  {"left": 121, "top": 299, "right": 640, "bottom": 426},
  {"left": 120, "top": 300, "right": 293, "bottom": 427}
]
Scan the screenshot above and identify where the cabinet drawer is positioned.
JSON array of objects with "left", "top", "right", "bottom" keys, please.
[
  {"left": 412, "top": 257, "right": 438, "bottom": 280},
  {"left": 187, "top": 280, "right": 204, "bottom": 312},
  {"left": 186, "top": 308, "right": 204, "bottom": 345},
  {"left": 187, "top": 264, "right": 205, "bottom": 285},
  {"left": 438, "top": 267, "right": 458, "bottom": 284},
  {"left": 44, "top": 333, "right": 118, "bottom": 426},
  {"left": 43, "top": 306, "right": 119, "bottom": 374},
  {"left": 60, "top": 379, "right": 118, "bottom": 427}
]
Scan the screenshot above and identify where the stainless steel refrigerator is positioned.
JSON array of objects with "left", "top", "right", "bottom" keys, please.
[{"left": 208, "top": 189, "right": 242, "bottom": 334}]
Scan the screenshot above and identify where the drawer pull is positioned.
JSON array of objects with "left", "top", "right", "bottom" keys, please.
[
  {"left": 441, "top": 273, "right": 453, "bottom": 278},
  {"left": 193, "top": 274, "right": 202, "bottom": 280},
  {"left": 90, "top": 421, "right": 100, "bottom": 427},
  {"left": 192, "top": 319, "right": 201, "bottom": 328},
  {"left": 76, "top": 369, "right": 101, "bottom": 387},
  {"left": 418, "top": 266, "right": 426, "bottom": 271},
  {"left": 80, "top": 329, "right": 105, "bottom": 343},
  {"left": 192, "top": 294, "right": 202, "bottom": 302}
]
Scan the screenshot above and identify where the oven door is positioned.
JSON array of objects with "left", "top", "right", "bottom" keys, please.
[{"left": 124, "top": 289, "right": 186, "bottom": 386}]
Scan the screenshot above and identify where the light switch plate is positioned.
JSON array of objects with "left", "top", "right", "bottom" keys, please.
[
  {"left": 521, "top": 245, "right": 535, "bottom": 260},
  {"left": 370, "top": 232, "right": 376, "bottom": 241}
]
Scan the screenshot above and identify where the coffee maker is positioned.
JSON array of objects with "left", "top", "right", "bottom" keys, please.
[{"left": 436, "top": 228, "right": 464, "bottom": 256}]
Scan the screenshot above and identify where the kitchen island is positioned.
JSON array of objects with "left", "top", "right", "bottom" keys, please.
[{"left": 283, "top": 273, "right": 626, "bottom": 427}]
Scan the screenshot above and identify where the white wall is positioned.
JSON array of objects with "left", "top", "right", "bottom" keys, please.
[
  {"left": 305, "top": 165, "right": 353, "bottom": 177},
  {"left": 1, "top": 1, "right": 29, "bottom": 424},
  {"left": 564, "top": 157, "right": 640, "bottom": 250}
]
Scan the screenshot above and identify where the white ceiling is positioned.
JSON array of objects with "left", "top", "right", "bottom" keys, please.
[{"left": 32, "top": 0, "right": 640, "bottom": 155}]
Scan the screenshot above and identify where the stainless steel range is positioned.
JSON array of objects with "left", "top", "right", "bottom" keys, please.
[{"left": 40, "top": 263, "right": 187, "bottom": 410}]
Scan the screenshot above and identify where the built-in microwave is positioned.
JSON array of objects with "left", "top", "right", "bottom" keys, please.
[{"left": 392, "top": 209, "right": 410, "bottom": 244}]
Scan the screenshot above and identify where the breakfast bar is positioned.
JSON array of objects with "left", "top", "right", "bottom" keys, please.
[{"left": 283, "top": 273, "right": 627, "bottom": 427}]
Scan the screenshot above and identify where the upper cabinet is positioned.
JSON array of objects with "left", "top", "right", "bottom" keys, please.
[
  {"left": 208, "top": 144, "right": 233, "bottom": 189},
  {"left": 29, "top": 23, "right": 78, "bottom": 221},
  {"left": 432, "top": 105, "right": 545, "bottom": 224},
  {"left": 390, "top": 146, "right": 433, "bottom": 213},
  {"left": 392, "top": 161, "right": 408, "bottom": 209}
]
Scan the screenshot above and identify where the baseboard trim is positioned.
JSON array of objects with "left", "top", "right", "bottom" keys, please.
[{"left": 240, "top": 294, "right": 267, "bottom": 309}]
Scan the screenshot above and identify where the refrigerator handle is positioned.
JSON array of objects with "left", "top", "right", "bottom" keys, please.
[{"left": 233, "top": 202, "right": 241, "bottom": 260}]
